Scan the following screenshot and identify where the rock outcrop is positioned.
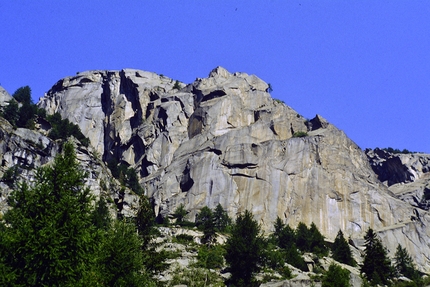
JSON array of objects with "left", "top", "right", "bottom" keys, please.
[
  {"left": 0, "top": 86, "right": 12, "bottom": 107},
  {"left": 36, "top": 67, "right": 430, "bottom": 271},
  {"left": 366, "top": 148, "right": 430, "bottom": 211},
  {"left": 0, "top": 92, "right": 136, "bottom": 217}
]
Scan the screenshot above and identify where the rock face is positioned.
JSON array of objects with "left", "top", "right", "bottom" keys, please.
[
  {"left": 366, "top": 148, "right": 430, "bottom": 211},
  {"left": 37, "top": 67, "right": 430, "bottom": 271},
  {"left": 0, "top": 86, "right": 12, "bottom": 107}
]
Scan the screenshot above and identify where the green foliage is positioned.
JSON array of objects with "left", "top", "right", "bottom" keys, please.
[
  {"left": 309, "top": 222, "right": 329, "bottom": 256},
  {"left": 332, "top": 230, "right": 356, "bottom": 266},
  {"left": 169, "top": 266, "right": 224, "bottom": 287},
  {"left": 1, "top": 166, "right": 19, "bottom": 188},
  {"left": 196, "top": 244, "right": 225, "bottom": 269},
  {"left": 106, "top": 159, "right": 143, "bottom": 195},
  {"left": 394, "top": 244, "right": 421, "bottom": 283},
  {"left": 296, "top": 222, "right": 311, "bottom": 251},
  {"left": 292, "top": 131, "right": 308, "bottom": 138},
  {"left": 361, "top": 228, "right": 393, "bottom": 286},
  {"left": 271, "top": 217, "right": 308, "bottom": 271},
  {"left": 1, "top": 86, "right": 44, "bottom": 130},
  {"left": 173, "top": 203, "right": 188, "bottom": 223},
  {"left": 92, "top": 197, "right": 111, "bottom": 231},
  {"left": 0, "top": 142, "right": 99, "bottom": 285},
  {"left": 1, "top": 99, "right": 19, "bottom": 127},
  {"left": 285, "top": 244, "right": 308, "bottom": 271},
  {"left": 0, "top": 142, "right": 157, "bottom": 286},
  {"left": 98, "top": 220, "right": 155, "bottom": 287},
  {"left": 173, "top": 80, "right": 181, "bottom": 90},
  {"left": 382, "top": 147, "right": 413, "bottom": 154},
  {"left": 262, "top": 242, "right": 284, "bottom": 270},
  {"left": 322, "top": 263, "right": 351, "bottom": 287},
  {"left": 47, "top": 112, "right": 90, "bottom": 146},
  {"left": 135, "top": 195, "right": 155, "bottom": 246},
  {"left": 225, "top": 210, "right": 265, "bottom": 287},
  {"left": 196, "top": 206, "right": 216, "bottom": 245},
  {"left": 173, "top": 234, "right": 195, "bottom": 244},
  {"left": 12, "top": 86, "right": 32, "bottom": 105},
  {"left": 213, "top": 203, "right": 231, "bottom": 232}
]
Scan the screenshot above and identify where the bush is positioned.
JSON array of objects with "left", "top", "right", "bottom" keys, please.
[
  {"left": 196, "top": 244, "right": 225, "bottom": 269},
  {"left": 1, "top": 166, "right": 19, "bottom": 188},
  {"left": 292, "top": 131, "right": 308, "bottom": 138},
  {"left": 322, "top": 263, "right": 350, "bottom": 287}
]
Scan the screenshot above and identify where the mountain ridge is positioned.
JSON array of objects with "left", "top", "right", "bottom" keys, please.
[{"left": 1, "top": 67, "right": 429, "bottom": 272}]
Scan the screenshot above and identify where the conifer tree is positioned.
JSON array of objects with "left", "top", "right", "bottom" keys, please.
[
  {"left": 213, "top": 203, "right": 231, "bottom": 232},
  {"left": 196, "top": 206, "right": 216, "bottom": 245},
  {"left": 394, "top": 244, "right": 420, "bottom": 281},
  {"left": 225, "top": 210, "right": 264, "bottom": 286},
  {"left": 309, "top": 222, "right": 328, "bottom": 256},
  {"left": 296, "top": 222, "right": 311, "bottom": 252},
  {"left": 0, "top": 142, "right": 99, "bottom": 285},
  {"left": 332, "top": 230, "right": 356, "bottom": 266},
  {"left": 361, "top": 228, "right": 393, "bottom": 286}
]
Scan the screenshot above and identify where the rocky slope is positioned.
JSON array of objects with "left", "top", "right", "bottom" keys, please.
[
  {"left": 366, "top": 148, "right": 430, "bottom": 210},
  {"left": 35, "top": 67, "right": 430, "bottom": 272}
]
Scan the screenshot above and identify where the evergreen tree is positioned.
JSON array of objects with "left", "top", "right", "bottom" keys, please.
[
  {"left": 0, "top": 142, "right": 99, "bottom": 286},
  {"left": 394, "top": 244, "right": 420, "bottom": 281},
  {"left": 0, "top": 142, "right": 157, "bottom": 286},
  {"left": 173, "top": 203, "right": 188, "bottom": 223},
  {"left": 296, "top": 222, "right": 311, "bottom": 252},
  {"left": 12, "top": 86, "right": 32, "bottom": 105},
  {"left": 309, "top": 222, "right": 328, "bottom": 256},
  {"left": 135, "top": 195, "right": 155, "bottom": 246},
  {"left": 361, "top": 228, "right": 393, "bottom": 286},
  {"left": 196, "top": 206, "right": 216, "bottom": 245},
  {"left": 225, "top": 210, "right": 265, "bottom": 286},
  {"left": 273, "top": 216, "right": 285, "bottom": 241},
  {"left": 213, "top": 203, "right": 231, "bottom": 232},
  {"left": 332, "top": 230, "right": 356, "bottom": 266},
  {"left": 2, "top": 99, "right": 19, "bottom": 127},
  {"left": 322, "top": 263, "right": 351, "bottom": 287},
  {"left": 98, "top": 220, "right": 155, "bottom": 287},
  {"left": 92, "top": 197, "right": 111, "bottom": 231}
]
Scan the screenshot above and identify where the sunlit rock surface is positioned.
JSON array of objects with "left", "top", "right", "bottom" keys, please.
[{"left": 36, "top": 68, "right": 430, "bottom": 272}]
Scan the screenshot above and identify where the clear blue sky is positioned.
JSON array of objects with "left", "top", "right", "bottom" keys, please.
[{"left": 1, "top": 1, "right": 429, "bottom": 153}]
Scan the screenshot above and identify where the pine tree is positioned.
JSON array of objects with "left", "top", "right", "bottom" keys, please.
[
  {"left": 225, "top": 210, "right": 265, "bottom": 286},
  {"left": 296, "top": 222, "right": 311, "bottom": 252},
  {"left": 361, "top": 228, "right": 393, "bottom": 286},
  {"left": 173, "top": 203, "right": 187, "bottom": 223},
  {"left": 309, "top": 222, "right": 328, "bottom": 256},
  {"left": 98, "top": 220, "right": 156, "bottom": 287},
  {"left": 196, "top": 206, "right": 216, "bottom": 245},
  {"left": 0, "top": 142, "right": 99, "bottom": 286},
  {"left": 213, "top": 203, "right": 231, "bottom": 232},
  {"left": 394, "top": 244, "right": 420, "bottom": 281},
  {"left": 332, "top": 230, "right": 356, "bottom": 266}
]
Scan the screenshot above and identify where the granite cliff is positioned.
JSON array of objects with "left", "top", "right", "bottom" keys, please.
[
  {"left": 35, "top": 67, "right": 430, "bottom": 271},
  {"left": 0, "top": 67, "right": 428, "bottom": 272}
]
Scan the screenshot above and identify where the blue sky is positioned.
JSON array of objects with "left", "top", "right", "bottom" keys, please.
[{"left": 1, "top": 1, "right": 429, "bottom": 153}]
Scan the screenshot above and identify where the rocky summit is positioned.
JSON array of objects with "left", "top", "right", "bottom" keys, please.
[{"left": 3, "top": 67, "right": 430, "bottom": 272}]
